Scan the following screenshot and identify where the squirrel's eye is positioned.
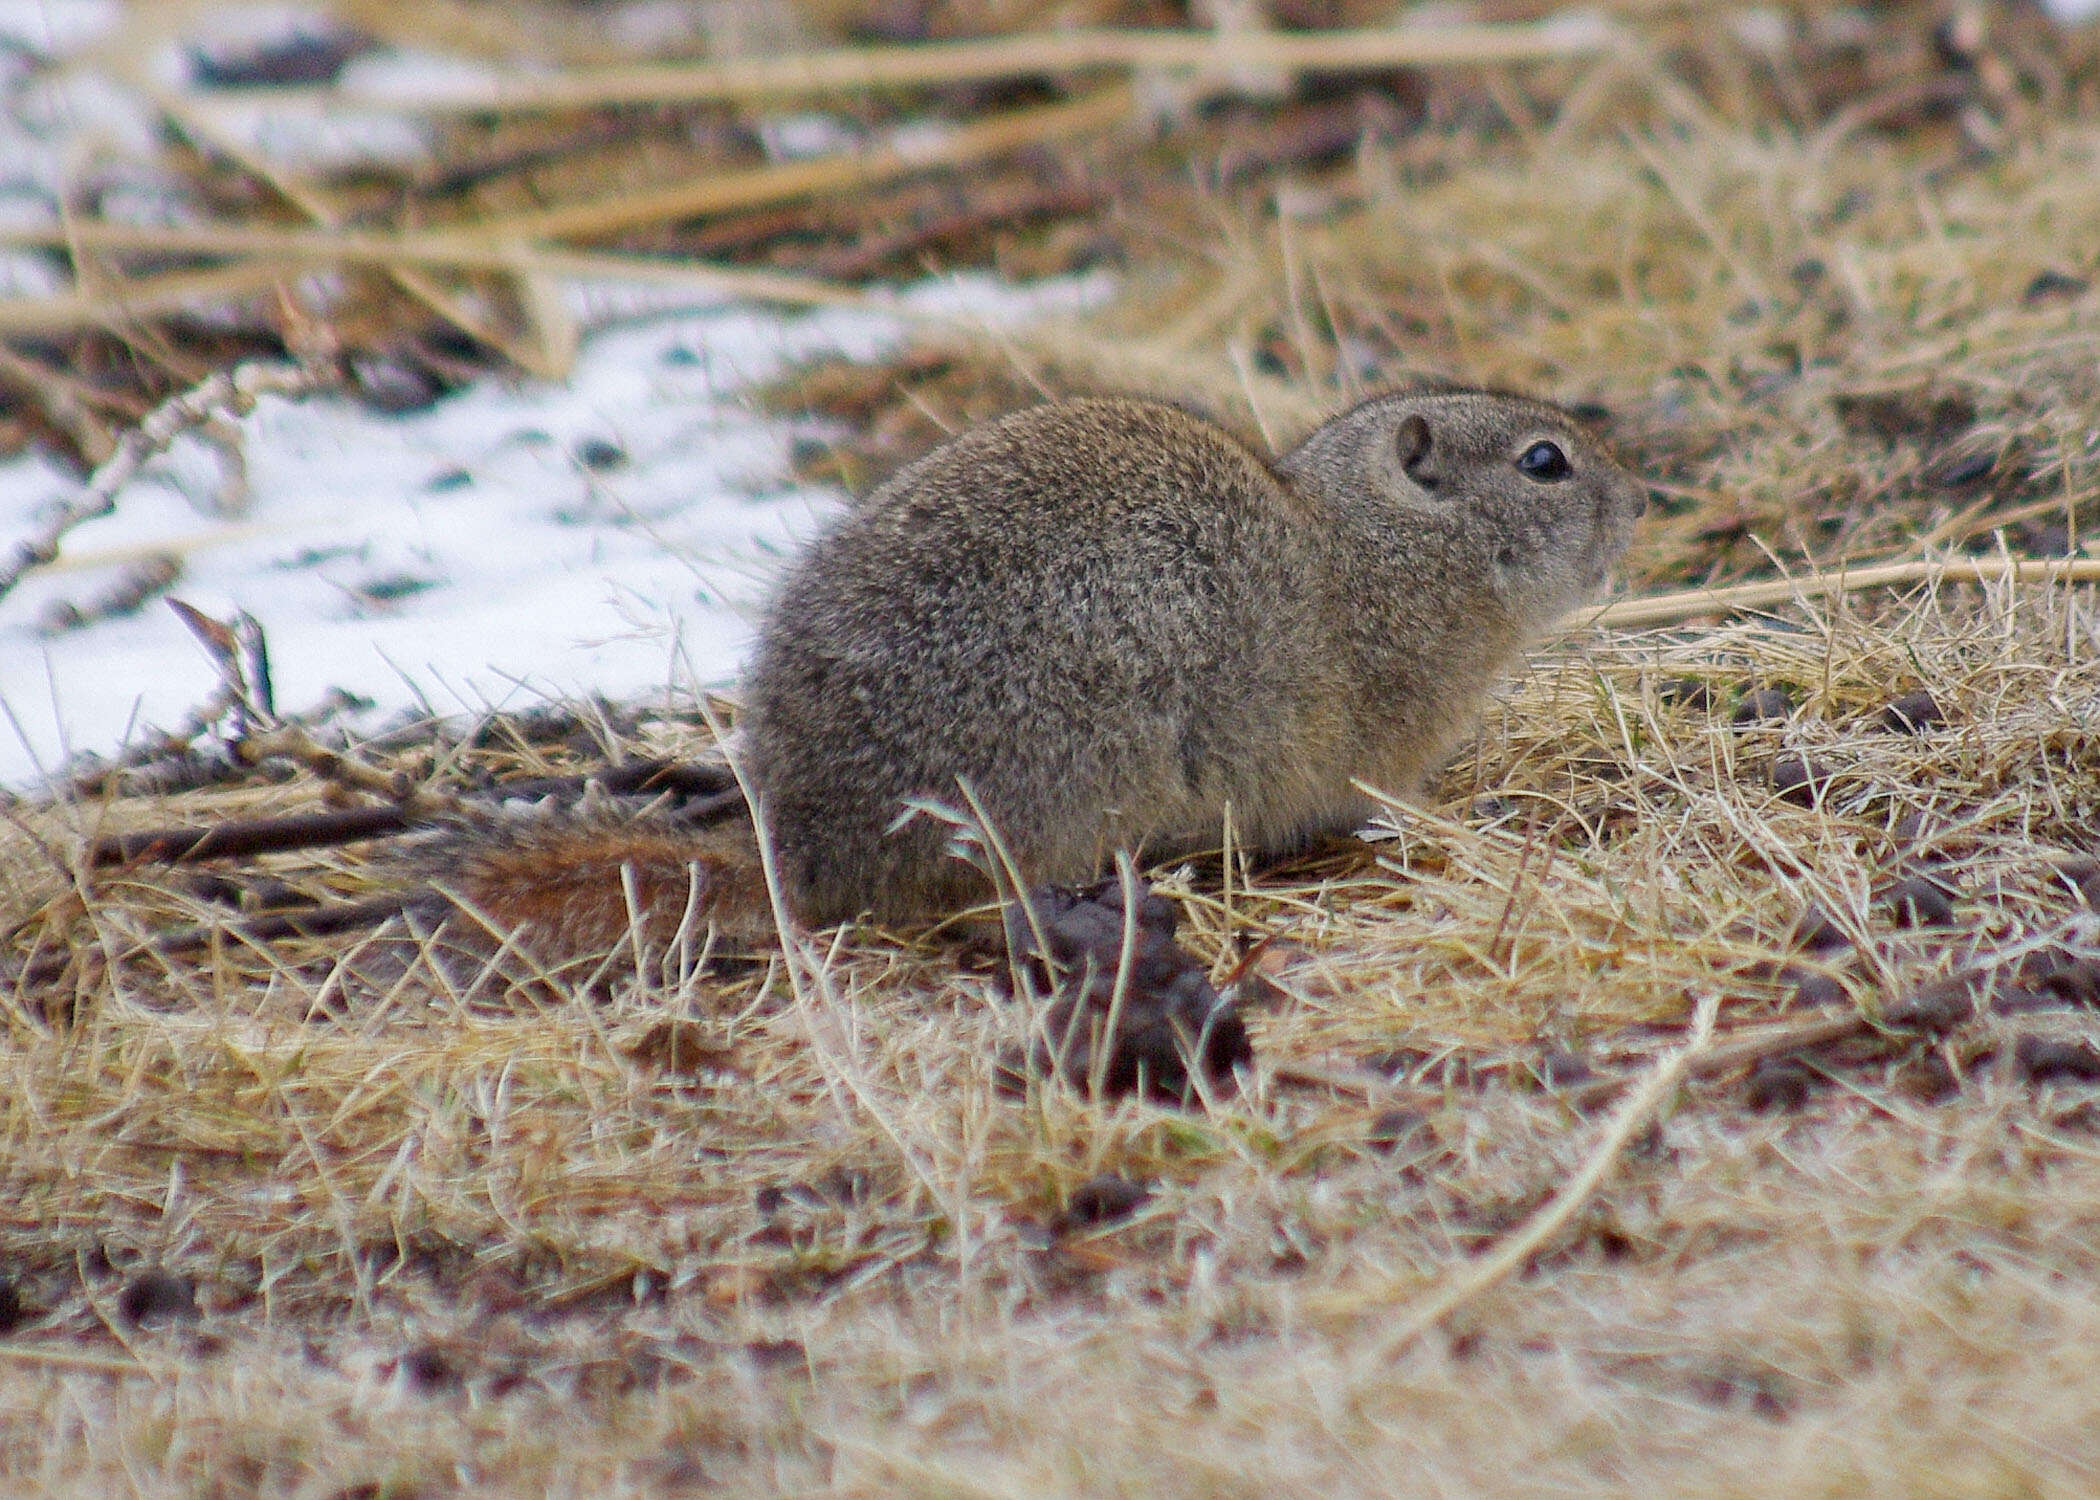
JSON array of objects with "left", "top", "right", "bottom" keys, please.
[{"left": 1517, "top": 441, "right": 1571, "bottom": 481}]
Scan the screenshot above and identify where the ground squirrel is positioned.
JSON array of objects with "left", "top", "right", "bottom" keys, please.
[{"left": 453, "top": 388, "right": 1645, "bottom": 950}]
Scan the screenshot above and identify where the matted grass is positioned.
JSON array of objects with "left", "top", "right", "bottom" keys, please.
[{"left": 6, "top": 2, "right": 2100, "bottom": 1495}]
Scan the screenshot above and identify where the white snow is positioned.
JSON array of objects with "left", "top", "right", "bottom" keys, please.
[
  {"left": 0, "top": 274, "right": 1105, "bottom": 786},
  {"left": 0, "top": 0, "right": 119, "bottom": 53}
]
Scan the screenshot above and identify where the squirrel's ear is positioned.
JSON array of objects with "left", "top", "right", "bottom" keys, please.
[{"left": 1395, "top": 413, "right": 1436, "bottom": 488}]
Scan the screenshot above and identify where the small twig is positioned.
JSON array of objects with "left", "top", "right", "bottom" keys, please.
[
  {"left": 89, "top": 805, "right": 422, "bottom": 867},
  {"left": 183, "top": 894, "right": 419, "bottom": 947},
  {"left": 232, "top": 724, "right": 451, "bottom": 812},
  {"left": 1341, "top": 992, "right": 1720, "bottom": 1370},
  {"left": 1213, "top": 92, "right": 1402, "bottom": 184},
  {"left": 1484, "top": 814, "right": 1555, "bottom": 971},
  {"left": 1086, "top": 851, "right": 1144, "bottom": 1102},
  {"left": 87, "top": 769, "right": 743, "bottom": 868},
  {"left": 0, "top": 359, "right": 337, "bottom": 604},
  {"left": 1575, "top": 556, "right": 2100, "bottom": 632}
]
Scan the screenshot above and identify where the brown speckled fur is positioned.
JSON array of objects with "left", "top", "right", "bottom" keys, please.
[{"left": 743, "top": 391, "right": 1645, "bottom": 925}]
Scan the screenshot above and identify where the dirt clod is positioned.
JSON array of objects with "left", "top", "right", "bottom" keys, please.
[
  {"left": 2024, "top": 268, "right": 2091, "bottom": 304},
  {"left": 1365, "top": 1108, "right": 1429, "bottom": 1152},
  {"left": 1011, "top": 879, "right": 1252, "bottom": 1103},
  {"left": 624, "top": 1019, "right": 739, "bottom": 1078},
  {"left": 346, "top": 352, "right": 452, "bottom": 416},
  {"left": 1660, "top": 677, "right": 1714, "bottom": 711},
  {"left": 1881, "top": 691, "right": 1946, "bottom": 734},
  {"left": 1057, "top": 1175, "right": 1152, "bottom": 1232},
  {"left": 1535, "top": 1048, "right": 1596, "bottom": 1087},
  {"left": 1882, "top": 875, "right": 1958, "bottom": 928},
  {"left": 2019, "top": 950, "right": 2100, "bottom": 1008},
  {"left": 1792, "top": 902, "right": 1853, "bottom": 953},
  {"left": 1791, "top": 970, "right": 1850, "bottom": 1008},
  {"left": 2057, "top": 859, "right": 2100, "bottom": 908},
  {"left": 1885, "top": 980, "right": 1979, "bottom": 1035},
  {"left": 1897, "top": 1051, "right": 1963, "bottom": 1102},
  {"left": 1746, "top": 1056, "right": 1818, "bottom": 1112},
  {"left": 189, "top": 28, "right": 375, "bottom": 89},
  {"left": 1731, "top": 688, "right": 1795, "bottom": 726},
  {"left": 116, "top": 1270, "right": 198, "bottom": 1328},
  {"left": 1832, "top": 385, "right": 1976, "bottom": 449},
  {"left": 399, "top": 1343, "right": 459, "bottom": 1393},
  {"left": 575, "top": 438, "right": 627, "bottom": 472},
  {"left": 1771, "top": 754, "right": 1835, "bottom": 807},
  {"left": 2015, "top": 1035, "right": 2100, "bottom": 1084}
]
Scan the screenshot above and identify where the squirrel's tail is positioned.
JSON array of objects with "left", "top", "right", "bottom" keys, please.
[{"left": 427, "top": 811, "right": 776, "bottom": 964}]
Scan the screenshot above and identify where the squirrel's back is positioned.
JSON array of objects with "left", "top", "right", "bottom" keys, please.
[{"left": 745, "top": 397, "right": 1351, "bottom": 924}]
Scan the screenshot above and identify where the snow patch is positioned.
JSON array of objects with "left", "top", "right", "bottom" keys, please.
[{"left": 0, "top": 274, "right": 1108, "bottom": 787}]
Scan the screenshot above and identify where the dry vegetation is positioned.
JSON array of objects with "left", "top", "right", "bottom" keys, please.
[{"left": 7, "top": 0, "right": 2100, "bottom": 1494}]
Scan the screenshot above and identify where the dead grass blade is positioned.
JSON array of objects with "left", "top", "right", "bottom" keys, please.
[
  {"left": 0, "top": 262, "right": 308, "bottom": 336},
  {"left": 1576, "top": 556, "right": 2100, "bottom": 631},
  {"left": 470, "top": 84, "right": 1134, "bottom": 244},
  {"left": 0, "top": 225, "right": 880, "bottom": 319},
  {"left": 181, "top": 19, "right": 1620, "bottom": 115}
]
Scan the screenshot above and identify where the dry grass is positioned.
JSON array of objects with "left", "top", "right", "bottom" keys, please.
[
  {"left": 7, "top": 1, "right": 2100, "bottom": 1495},
  {"left": 11, "top": 582, "right": 2100, "bottom": 1495}
]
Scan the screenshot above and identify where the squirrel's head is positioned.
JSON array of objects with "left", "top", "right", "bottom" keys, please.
[{"left": 1276, "top": 388, "right": 1647, "bottom": 625}]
